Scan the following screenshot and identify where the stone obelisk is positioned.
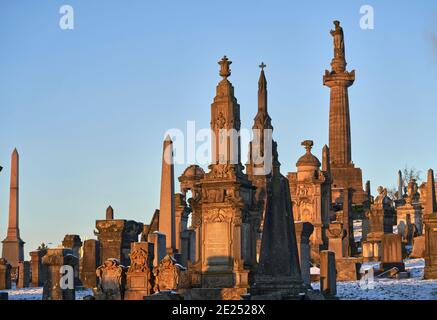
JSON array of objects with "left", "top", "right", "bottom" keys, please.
[
  {"left": 251, "top": 152, "right": 305, "bottom": 299},
  {"left": 424, "top": 169, "right": 437, "bottom": 279},
  {"left": 323, "top": 20, "right": 367, "bottom": 206},
  {"left": 158, "top": 135, "right": 176, "bottom": 255},
  {"left": 2, "top": 149, "right": 25, "bottom": 269}
]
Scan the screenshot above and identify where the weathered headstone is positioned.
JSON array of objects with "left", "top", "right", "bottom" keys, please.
[
  {"left": 148, "top": 231, "right": 166, "bottom": 267},
  {"left": 410, "top": 236, "right": 425, "bottom": 258},
  {"left": 81, "top": 239, "right": 100, "bottom": 288},
  {"left": 62, "top": 234, "right": 82, "bottom": 286},
  {"left": 336, "top": 258, "right": 362, "bottom": 281},
  {"left": 152, "top": 254, "right": 185, "bottom": 292},
  {"left": 62, "top": 234, "right": 82, "bottom": 258},
  {"left": 29, "top": 249, "right": 47, "bottom": 287},
  {"left": 320, "top": 251, "right": 336, "bottom": 297},
  {"left": 0, "top": 258, "right": 12, "bottom": 289},
  {"left": 95, "top": 206, "right": 143, "bottom": 266},
  {"left": 326, "top": 222, "right": 345, "bottom": 259},
  {"left": 95, "top": 258, "right": 126, "bottom": 300},
  {"left": 124, "top": 242, "right": 154, "bottom": 300},
  {"left": 16, "top": 261, "right": 30, "bottom": 288},
  {"left": 294, "top": 222, "right": 314, "bottom": 287},
  {"left": 42, "top": 248, "right": 77, "bottom": 300},
  {"left": 381, "top": 234, "right": 405, "bottom": 272}
]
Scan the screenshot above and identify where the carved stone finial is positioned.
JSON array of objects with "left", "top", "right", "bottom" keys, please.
[
  {"left": 259, "top": 62, "right": 266, "bottom": 70},
  {"left": 106, "top": 206, "right": 114, "bottom": 220},
  {"left": 301, "top": 140, "right": 314, "bottom": 153},
  {"left": 218, "top": 55, "right": 231, "bottom": 79}
]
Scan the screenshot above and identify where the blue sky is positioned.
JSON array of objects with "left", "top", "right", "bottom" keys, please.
[{"left": 0, "top": 0, "right": 436, "bottom": 256}]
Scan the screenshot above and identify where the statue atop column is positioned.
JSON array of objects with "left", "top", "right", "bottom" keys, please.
[{"left": 330, "top": 20, "right": 345, "bottom": 59}]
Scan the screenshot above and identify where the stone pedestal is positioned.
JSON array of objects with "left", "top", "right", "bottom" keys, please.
[
  {"left": 381, "top": 234, "right": 405, "bottom": 272},
  {"left": 320, "top": 251, "right": 336, "bottom": 297},
  {"left": 124, "top": 242, "right": 154, "bottom": 300},
  {"left": 42, "top": 248, "right": 77, "bottom": 300},
  {"left": 294, "top": 222, "right": 314, "bottom": 287},
  {"left": 0, "top": 258, "right": 12, "bottom": 289},
  {"left": 80, "top": 239, "right": 100, "bottom": 288},
  {"left": 16, "top": 261, "right": 30, "bottom": 288},
  {"left": 29, "top": 249, "right": 46, "bottom": 287}
]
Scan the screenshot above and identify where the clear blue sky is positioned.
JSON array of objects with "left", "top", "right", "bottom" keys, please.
[{"left": 1, "top": 0, "right": 436, "bottom": 257}]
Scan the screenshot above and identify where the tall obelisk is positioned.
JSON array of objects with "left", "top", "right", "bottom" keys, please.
[
  {"left": 323, "top": 21, "right": 367, "bottom": 206},
  {"left": 2, "top": 148, "right": 25, "bottom": 269},
  {"left": 158, "top": 135, "right": 176, "bottom": 254}
]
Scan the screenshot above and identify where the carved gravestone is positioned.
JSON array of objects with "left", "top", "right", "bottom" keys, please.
[
  {"left": 16, "top": 261, "right": 30, "bottom": 288},
  {"left": 81, "top": 239, "right": 100, "bottom": 288},
  {"left": 94, "top": 258, "right": 127, "bottom": 300},
  {"left": 42, "top": 248, "right": 77, "bottom": 300},
  {"left": 153, "top": 254, "right": 186, "bottom": 292},
  {"left": 29, "top": 249, "right": 47, "bottom": 287},
  {"left": 320, "top": 251, "right": 336, "bottom": 297},
  {"left": 0, "top": 258, "right": 12, "bottom": 289},
  {"left": 124, "top": 242, "right": 155, "bottom": 300}
]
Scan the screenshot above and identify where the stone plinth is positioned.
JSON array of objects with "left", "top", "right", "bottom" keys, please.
[
  {"left": 125, "top": 242, "right": 154, "bottom": 300},
  {"left": 294, "top": 222, "right": 314, "bottom": 287},
  {"left": 95, "top": 258, "right": 127, "bottom": 300},
  {"left": 42, "top": 248, "right": 77, "bottom": 300},
  {"left": 16, "top": 261, "right": 30, "bottom": 288},
  {"left": 320, "top": 251, "right": 336, "bottom": 297},
  {"left": 29, "top": 249, "right": 46, "bottom": 287},
  {"left": 96, "top": 219, "right": 143, "bottom": 266},
  {"left": 81, "top": 239, "right": 100, "bottom": 288},
  {"left": 381, "top": 234, "right": 405, "bottom": 272},
  {"left": 0, "top": 258, "right": 12, "bottom": 289}
]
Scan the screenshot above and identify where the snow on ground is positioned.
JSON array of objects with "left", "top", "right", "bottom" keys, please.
[
  {"left": 312, "top": 259, "right": 437, "bottom": 300},
  {"left": 2, "top": 259, "right": 437, "bottom": 300},
  {"left": 0, "top": 284, "right": 93, "bottom": 300}
]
